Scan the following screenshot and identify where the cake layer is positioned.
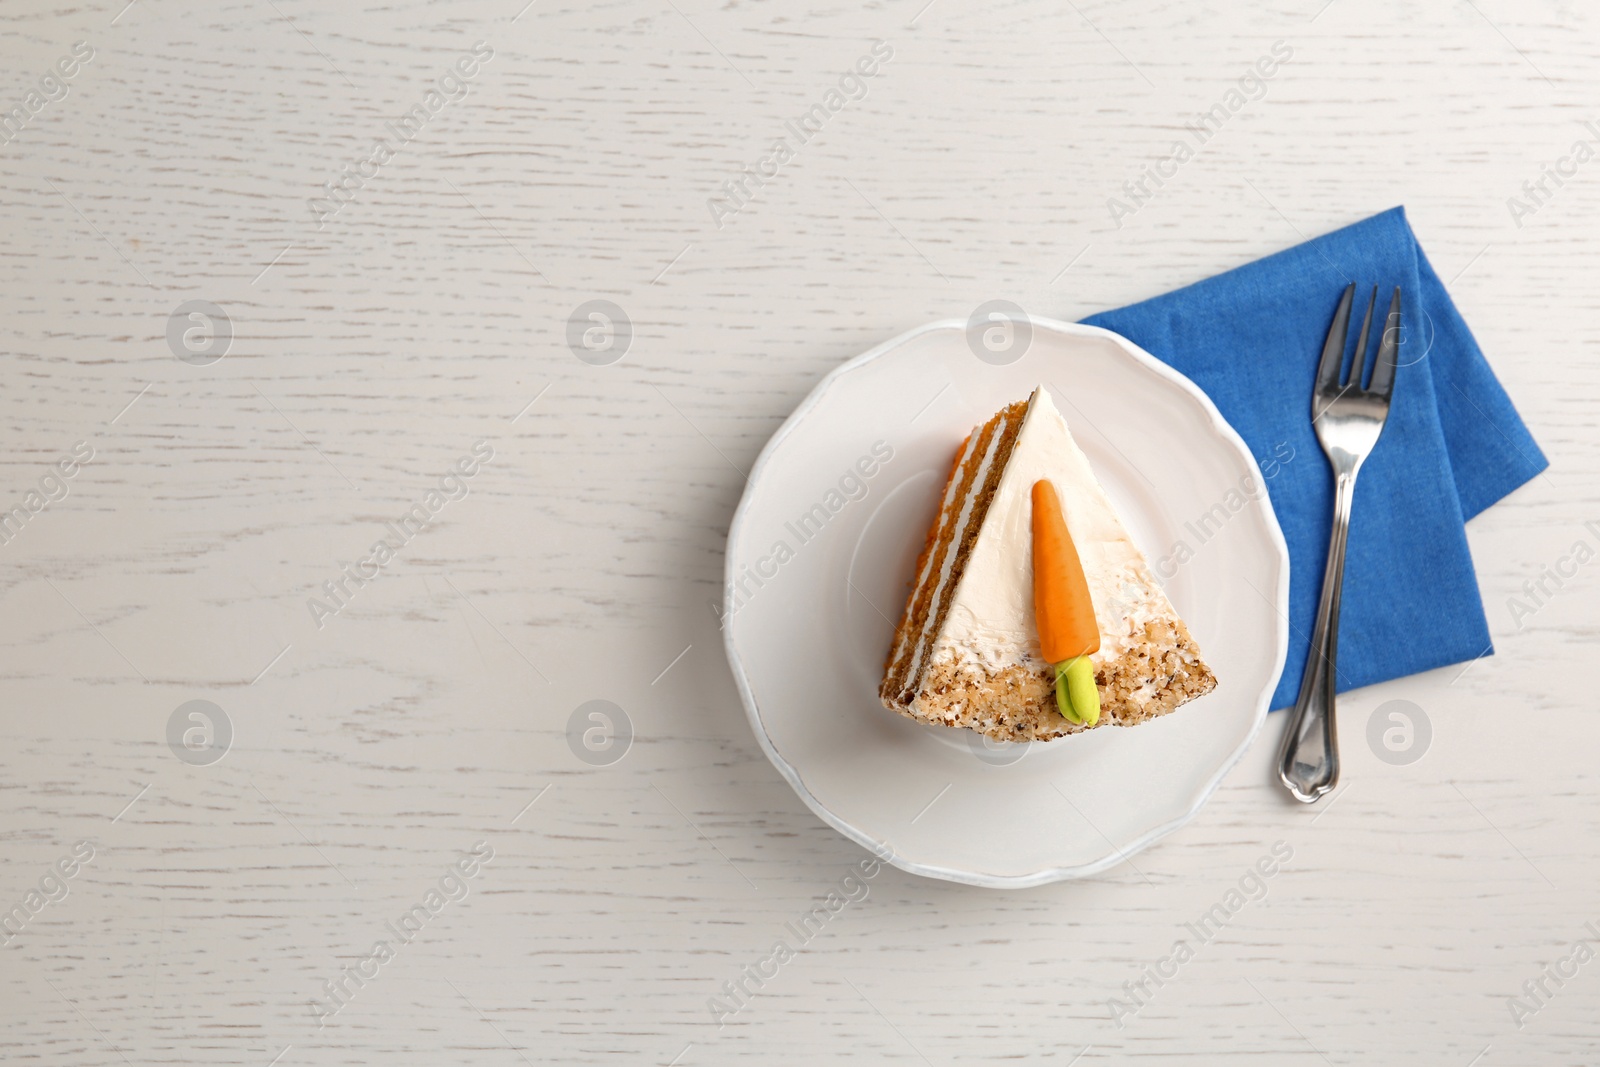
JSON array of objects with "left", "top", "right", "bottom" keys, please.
[
  {"left": 880, "top": 424, "right": 985, "bottom": 701},
  {"left": 881, "top": 401, "right": 1026, "bottom": 706}
]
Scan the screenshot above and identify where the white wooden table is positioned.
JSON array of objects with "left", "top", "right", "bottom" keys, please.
[{"left": 2, "top": 1, "right": 1595, "bottom": 1063}]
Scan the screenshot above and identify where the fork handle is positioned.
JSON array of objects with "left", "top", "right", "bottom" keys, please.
[{"left": 1278, "top": 467, "right": 1358, "bottom": 803}]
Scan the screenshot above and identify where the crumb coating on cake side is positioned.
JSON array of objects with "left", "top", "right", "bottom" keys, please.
[{"left": 889, "top": 615, "right": 1217, "bottom": 742}]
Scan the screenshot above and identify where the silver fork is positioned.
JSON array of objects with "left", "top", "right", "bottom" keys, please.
[{"left": 1277, "top": 283, "right": 1402, "bottom": 804}]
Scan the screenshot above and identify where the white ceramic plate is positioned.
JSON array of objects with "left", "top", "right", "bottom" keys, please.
[{"left": 723, "top": 318, "right": 1289, "bottom": 887}]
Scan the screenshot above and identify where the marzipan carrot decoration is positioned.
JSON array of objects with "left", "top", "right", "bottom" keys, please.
[{"left": 1031, "top": 479, "right": 1101, "bottom": 725}]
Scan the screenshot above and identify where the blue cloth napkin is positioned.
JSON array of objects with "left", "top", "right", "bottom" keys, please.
[{"left": 1083, "top": 206, "right": 1548, "bottom": 710}]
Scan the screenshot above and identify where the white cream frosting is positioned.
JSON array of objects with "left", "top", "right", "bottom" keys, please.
[{"left": 930, "top": 387, "right": 1169, "bottom": 676}]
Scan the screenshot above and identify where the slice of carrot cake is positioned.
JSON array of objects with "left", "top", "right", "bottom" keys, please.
[{"left": 879, "top": 386, "right": 1215, "bottom": 742}]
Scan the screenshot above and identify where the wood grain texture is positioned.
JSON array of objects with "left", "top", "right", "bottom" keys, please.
[{"left": 2, "top": 0, "right": 1597, "bottom": 1063}]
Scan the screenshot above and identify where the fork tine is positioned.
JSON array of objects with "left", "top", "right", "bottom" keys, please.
[
  {"left": 1314, "top": 283, "right": 1355, "bottom": 408},
  {"left": 1367, "top": 286, "right": 1402, "bottom": 399},
  {"left": 1348, "top": 285, "right": 1377, "bottom": 388}
]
